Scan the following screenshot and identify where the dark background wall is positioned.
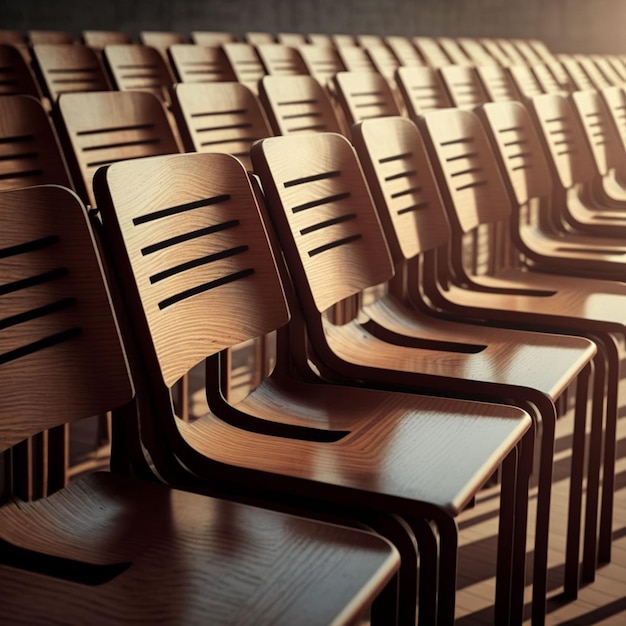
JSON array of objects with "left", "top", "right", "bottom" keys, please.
[{"left": 1, "top": 0, "right": 624, "bottom": 54}]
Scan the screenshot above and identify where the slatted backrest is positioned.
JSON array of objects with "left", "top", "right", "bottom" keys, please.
[
  {"left": 395, "top": 66, "right": 453, "bottom": 121},
  {"left": 366, "top": 45, "right": 400, "bottom": 82},
  {"left": 533, "top": 63, "right": 569, "bottom": 94},
  {"left": 298, "top": 44, "right": 346, "bottom": 87},
  {"left": 576, "top": 56, "right": 612, "bottom": 90},
  {"left": 332, "top": 35, "right": 357, "bottom": 48},
  {"left": 141, "top": 31, "right": 186, "bottom": 49},
  {"left": 413, "top": 37, "right": 451, "bottom": 68},
  {"left": 352, "top": 116, "right": 450, "bottom": 262},
  {"left": 458, "top": 38, "right": 498, "bottom": 67},
  {"left": 480, "top": 39, "right": 513, "bottom": 67},
  {"left": 103, "top": 44, "right": 174, "bottom": 101},
  {"left": 511, "top": 39, "right": 543, "bottom": 66},
  {"left": 32, "top": 44, "right": 111, "bottom": 102},
  {"left": 356, "top": 35, "right": 384, "bottom": 48},
  {"left": 277, "top": 33, "right": 307, "bottom": 47},
  {"left": 421, "top": 107, "right": 513, "bottom": 233},
  {"left": 57, "top": 90, "right": 180, "bottom": 206},
  {"left": 307, "top": 34, "right": 333, "bottom": 47},
  {"left": 258, "top": 74, "right": 343, "bottom": 135},
  {"left": 82, "top": 30, "right": 132, "bottom": 49},
  {"left": 191, "top": 31, "right": 237, "bottom": 46},
  {"left": 560, "top": 57, "right": 596, "bottom": 92},
  {"left": 0, "top": 95, "right": 72, "bottom": 191},
  {"left": 168, "top": 44, "right": 236, "bottom": 83},
  {"left": 529, "top": 93, "right": 597, "bottom": 188},
  {"left": 251, "top": 132, "right": 394, "bottom": 313},
  {"left": 496, "top": 39, "right": 527, "bottom": 66},
  {"left": 0, "top": 30, "right": 27, "bottom": 46},
  {"left": 385, "top": 36, "right": 425, "bottom": 67},
  {"left": 0, "top": 44, "right": 41, "bottom": 98},
  {"left": 95, "top": 152, "right": 290, "bottom": 387},
  {"left": 591, "top": 56, "right": 624, "bottom": 87},
  {"left": 439, "top": 65, "right": 489, "bottom": 109},
  {"left": 479, "top": 100, "right": 553, "bottom": 203},
  {"left": 0, "top": 185, "right": 133, "bottom": 452},
  {"left": 529, "top": 40, "right": 558, "bottom": 65},
  {"left": 332, "top": 71, "right": 400, "bottom": 126},
  {"left": 337, "top": 46, "right": 377, "bottom": 73},
  {"left": 438, "top": 38, "right": 474, "bottom": 67},
  {"left": 570, "top": 89, "right": 625, "bottom": 176},
  {"left": 246, "top": 32, "right": 276, "bottom": 45},
  {"left": 602, "top": 86, "right": 626, "bottom": 154},
  {"left": 171, "top": 82, "right": 272, "bottom": 170},
  {"left": 256, "top": 43, "right": 308, "bottom": 76},
  {"left": 607, "top": 56, "right": 626, "bottom": 82},
  {"left": 221, "top": 42, "right": 267, "bottom": 94},
  {"left": 476, "top": 65, "right": 520, "bottom": 102},
  {"left": 508, "top": 65, "right": 545, "bottom": 99},
  {"left": 29, "top": 31, "right": 73, "bottom": 45}
]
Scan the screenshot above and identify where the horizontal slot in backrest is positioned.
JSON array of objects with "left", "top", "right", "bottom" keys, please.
[
  {"left": 413, "top": 37, "right": 451, "bottom": 68},
  {"left": 222, "top": 43, "right": 267, "bottom": 94},
  {"left": 337, "top": 46, "right": 376, "bottom": 73},
  {"left": 169, "top": 44, "right": 236, "bottom": 83},
  {"left": 365, "top": 46, "right": 400, "bottom": 80},
  {"left": 440, "top": 66, "right": 489, "bottom": 109},
  {"left": 508, "top": 65, "right": 544, "bottom": 99},
  {"left": 396, "top": 66, "right": 452, "bottom": 121},
  {"left": 334, "top": 72, "right": 400, "bottom": 125},
  {"left": 257, "top": 44, "right": 308, "bottom": 76},
  {"left": 298, "top": 45, "right": 346, "bottom": 84},
  {"left": 105, "top": 44, "right": 172, "bottom": 96},
  {"left": 477, "top": 66, "right": 519, "bottom": 102}
]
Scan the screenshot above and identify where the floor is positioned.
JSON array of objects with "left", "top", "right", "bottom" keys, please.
[{"left": 68, "top": 348, "right": 626, "bottom": 625}]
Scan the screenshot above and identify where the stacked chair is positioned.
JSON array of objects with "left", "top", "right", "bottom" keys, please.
[{"left": 2, "top": 26, "right": 626, "bottom": 625}]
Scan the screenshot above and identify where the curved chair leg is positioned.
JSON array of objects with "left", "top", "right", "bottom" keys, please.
[{"left": 408, "top": 516, "right": 439, "bottom": 626}]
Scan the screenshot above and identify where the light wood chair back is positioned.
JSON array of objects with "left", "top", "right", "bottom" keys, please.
[
  {"left": 458, "top": 38, "right": 498, "bottom": 67},
  {"left": 168, "top": 44, "right": 236, "bottom": 83},
  {"left": 438, "top": 38, "right": 474, "bottom": 67},
  {"left": 276, "top": 33, "right": 307, "bottom": 47},
  {"left": 395, "top": 66, "right": 452, "bottom": 121},
  {"left": 412, "top": 37, "right": 451, "bottom": 68},
  {"left": 221, "top": 42, "right": 267, "bottom": 94},
  {"left": 366, "top": 45, "right": 400, "bottom": 82},
  {"left": 496, "top": 39, "right": 527, "bottom": 66},
  {"left": 476, "top": 64, "right": 521, "bottom": 102},
  {"left": 0, "top": 94, "right": 72, "bottom": 192},
  {"left": 511, "top": 39, "right": 543, "bottom": 66},
  {"left": 140, "top": 31, "right": 186, "bottom": 49},
  {"left": 256, "top": 43, "right": 308, "bottom": 76},
  {"left": 529, "top": 40, "right": 559, "bottom": 65},
  {"left": 258, "top": 74, "right": 343, "bottom": 136},
  {"left": 0, "top": 185, "right": 133, "bottom": 453},
  {"left": 332, "top": 71, "right": 401, "bottom": 127},
  {"left": 103, "top": 44, "right": 174, "bottom": 102},
  {"left": 559, "top": 56, "right": 596, "bottom": 92},
  {"left": 56, "top": 90, "right": 180, "bottom": 206},
  {"left": 602, "top": 86, "right": 626, "bottom": 154},
  {"left": 439, "top": 65, "right": 489, "bottom": 109},
  {"left": 28, "top": 30, "right": 73, "bottom": 45},
  {"left": 298, "top": 44, "right": 346, "bottom": 86},
  {"left": 385, "top": 36, "right": 425, "bottom": 66},
  {"left": 245, "top": 32, "right": 276, "bottom": 45},
  {"left": 332, "top": 34, "right": 357, "bottom": 48},
  {"left": 533, "top": 63, "right": 570, "bottom": 94},
  {"left": 480, "top": 39, "right": 513, "bottom": 67},
  {"left": 307, "top": 34, "right": 333, "bottom": 47},
  {"left": 82, "top": 30, "right": 132, "bottom": 49},
  {"left": 0, "top": 44, "right": 41, "bottom": 98},
  {"left": 591, "top": 56, "right": 624, "bottom": 87},
  {"left": 191, "top": 31, "right": 237, "bottom": 46},
  {"left": 171, "top": 82, "right": 272, "bottom": 170},
  {"left": 508, "top": 65, "right": 546, "bottom": 99},
  {"left": 32, "top": 44, "right": 111, "bottom": 102},
  {"left": 336, "top": 45, "right": 377, "bottom": 73},
  {"left": 356, "top": 35, "right": 384, "bottom": 48}
]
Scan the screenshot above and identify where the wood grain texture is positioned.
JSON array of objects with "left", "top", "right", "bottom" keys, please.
[
  {"left": 439, "top": 65, "right": 489, "bottom": 110},
  {"left": 221, "top": 43, "right": 267, "bottom": 95}
]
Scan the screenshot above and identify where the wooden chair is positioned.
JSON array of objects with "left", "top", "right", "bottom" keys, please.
[
  {"left": 437, "top": 38, "right": 474, "bottom": 67},
  {"left": 480, "top": 98, "right": 626, "bottom": 280},
  {"left": 507, "top": 64, "right": 547, "bottom": 100},
  {"left": 297, "top": 43, "right": 346, "bottom": 87},
  {"left": 366, "top": 45, "right": 401, "bottom": 82},
  {"left": 458, "top": 38, "right": 499, "bottom": 67},
  {"left": 28, "top": 30, "right": 73, "bottom": 45},
  {"left": 103, "top": 44, "right": 174, "bottom": 104},
  {"left": 0, "top": 44, "right": 41, "bottom": 99},
  {"left": 94, "top": 149, "right": 532, "bottom": 626},
  {"left": 0, "top": 183, "right": 399, "bottom": 626},
  {"left": 419, "top": 105, "right": 626, "bottom": 590},
  {"left": 168, "top": 43, "right": 236, "bottom": 84},
  {"left": 480, "top": 39, "right": 514, "bottom": 67},
  {"left": 245, "top": 32, "right": 276, "bottom": 45},
  {"left": 251, "top": 128, "right": 596, "bottom": 623},
  {"left": 533, "top": 62, "right": 571, "bottom": 94},
  {"left": 139, "top": 31, "right": 186, "bottom": 77},
  {"left": 559, "top": 55, "right": 597, "bottom": 92},
  {"left": 258, "top": 74, "right": 344, "bottom": 136},
  {"left": 439, "top": 65, "right": 490, "bottom": 109},
  {"left": 395, "top": 66, "right": 452, "bottom": 123},
  {"left": 590, "top": 55, "right": 625, "bottom": 87},
  {"left": 170, "top": 81, "right": 272, "bottom": 171},
  {"left": 412, "top": 38, "right": 451, "bottom": 68},
  {"left": 476, "top": 64, "right": 521, "bottom": 102},
  {"left": 336, "top": 45, "right": 377, "bottom": 73},
  {"left": 307, "top": 33, "right": 333, "bottom": 47},
  {"left": 190, "top": 31, "right": 237, "bottom": 46},
  {"left": 55, "top": 90, "right": 180, "bottom": 208},
  {"left": 529, "top": 40, "right": 559, "bottom": 66},
  {"left": 221, "top": 42, "right": 267, "bottom": 94},
  {"left": 496, "top": 39, "right": 527, "bottom": 66},
  {"left": 31, "top": 44, "right": 111, "bottom": 103},
  {"left": 356, "top": 34, "right": 384, "bottom": 48},
  {"left": 332, "top": 34, "right": 357, "bottom": 48},
  {"left": 82, "top": 30, "right": 132, "bottom": 49},
  {"left": 385, "top": 36, "right": 426, "bottom": 67},
  {"left": 511, "top": 39, "right": 543, "bottom": 66},
  {"left": 256, "top": 43, "right": 308, "bottom": 76},
  {"left": 332, "top": 71, "right": 401, "bottom": 129},
  {"left": 276, "top": 33, "right": 307, "bottom": 47}
]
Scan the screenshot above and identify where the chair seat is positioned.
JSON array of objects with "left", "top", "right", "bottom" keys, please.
[{"left": 0, "top": 471, "right": 399, "bottom": 625}]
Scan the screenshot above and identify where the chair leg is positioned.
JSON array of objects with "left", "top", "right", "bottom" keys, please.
[
  {"left": 432, "top": 513, "right": 458, "bottom": 626},
  {"left": 46, "top": 424, "right": 68, "bottom": 495},
  {"left": 408, "top": 516, "right": 439, "bottom": 626}
]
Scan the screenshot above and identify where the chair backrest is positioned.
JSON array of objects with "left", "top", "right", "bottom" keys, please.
[
  {"left": 496, "top": 39, "right": 527, "bottom": 66},
  {"left": 28, "top": 30, "right": 73, "bottom": 45},
  {"left": 307, "top": 34, "right": 333, "bottom": 47},
  {"left": 438, "top": 38, "right": 474, "bottom": 67},
  {"left": 413, "top": 37, "right": 451, "bottom": 68},
  {"left": 439, "top": 65, "right": 490, "bottom": 109},
  {"left": 385, "top": 36, "right": 425, "bottom": 66},
  {"left": 365, "top": 45, "right": 401, "bottom": 82},
  {"left": 559, "top": 56, "right": 596, "bottom": 92},
  {"left": 351, "top": 116, "right": 451, "bottom": 263},
  {"left": 336, "top": 46, "right": 377, "bottom": 73},
  {"left": 191, "top": 31, "right": 237, "bottom": 46},
  {"left": 332, "top": 71, "right": 401, "bottom": 127},
  {"left": 82, "top": 30, "right": 132, "bottom": 49},
  {"left": 0, "top": 44, "right": 41, "bottom": 98},
  {"left": 32, "top": 44, "right": 110, "bottom": 101},
  {"left": 276, "top": 33, "right": 307, "bottom": 47},
  {"left": 606, "top": 56, "right": 626, "bottom": 82},
  {"left": 533, "top": 63, "right": 569, "bottom": 94},
  {"left": 256, "top": 43, "right": 308, "bottom": 76},
  {"left": 0, "top": 94, "right": 72, "bottom": 191},
  {"left": 56, "top": 90, "right": 180, "bottom": 206},
  {"left": 168, "top": 44, "right": 236, "bottom": 83},
  {"left": 511, "top": 39, "right": 543, "bottom": 66},
  {"left": 591, "top": 56, "right": 624, "bottom": 87},
  {"left": 258, "top": 74, "right": 343, "bottom": 135},
  {"left": 529, "top": 93, "right": 598, "bottom": 189},
  {"left": 140, "top": 31, "right": 186, "bottom": 49},
  {"left": 356, "top": 35, "right": 384, "bottom": 48},
  {"left": 576, "top": 56, "right": 612, "bottom": 91},
  {"left": 458, "top": 38, "right": 498, "bottom": 67},
  {"left": 251, "top": 132, "right": 394, "bottom": 313},
  {"left": 332, "top": 35, "right": 357, "bottom": 48},
  {"left": 94, "top": 152, "right": 290, "bottom": 388},
  {"left": 0, "top": 185, "right": 133, "bottom": 453},
  {"left": 529, "top": 40, "right": 558, "bottom": 65},
  {"left": 0, "top": 30, "right": 27, "bottom": 46},
  {"left": 297, "top": 44, "right": 346, "bottom": 86},
  {"left": 480, "top": 39, "right": 513, "bottom": 67},
  {"left": 508, "top": 65, "right": 545, "bottom": 99},
  {"left": 602, "top": 86, "right": 626, "bottom": 154},
  {"left": 171, "top": 82, "right": 272, "bottom": 170},
  {"left": 103, "top": 44, "right": 174, "bottom": 101},
  {"left": 395, "top": 66, "right": 453, "bottom": 121},
  {"left": 476, "top": 65, "right": 521, "bottom": 102},
  {"left": 221, "top": 42, "right": 267, "bottom": 94},
  {"left": 245, "top": 32, "right": 276, "bottom": 45}
]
